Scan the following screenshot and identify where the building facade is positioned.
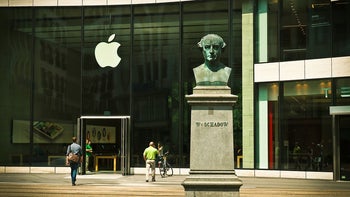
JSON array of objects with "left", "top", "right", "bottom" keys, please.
[
  {"left": 254, "top": 0, "right": 350, "bottom": 181},
  {"left": 0, "top": 0, "right": 349, "bottom": 181}
]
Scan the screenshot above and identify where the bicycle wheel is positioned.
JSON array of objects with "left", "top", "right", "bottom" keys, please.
[{"left": 165, "top": 162, "right": 173, "bottom": 176}]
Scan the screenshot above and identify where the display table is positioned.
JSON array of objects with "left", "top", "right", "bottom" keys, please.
[{"left": 94, "top": 155, "right": 117, "bottom": 172}]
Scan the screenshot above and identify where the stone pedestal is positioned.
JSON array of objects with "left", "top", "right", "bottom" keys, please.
[{"left": 182, "top": 86, "right": 242, "bottom": 197}]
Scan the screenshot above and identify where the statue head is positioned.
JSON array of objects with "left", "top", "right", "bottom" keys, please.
[
  {"left": 197, "top": 34, "right": 226, "bottom": 68},
  {"left": 193, "top": 34, "right": 231, "bottom": 86}
]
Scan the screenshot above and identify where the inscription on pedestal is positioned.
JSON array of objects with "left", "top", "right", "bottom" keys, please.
[{"left": 195, "top": 121, "right": 229, "bottom": 128}]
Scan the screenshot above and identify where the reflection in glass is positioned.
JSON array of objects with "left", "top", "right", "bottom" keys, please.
[
  {"left": 0, "top": 8, "right": 32, "bottom": 165},
  {"left": 282, "top": 80, "right": 332, "bottom": 171},
  {"left": 332, "top": 0, "right": 350, "bottom": 57},
  {"left": 339, "top": 115, "right": 350, "bottom": 181},
  {"left": 307, "top": 0, "right": 331, "bottom": 59},
  {"left": 336, "top": 78, "right": 350, "bottom": 105},
  {"left": 32, "top": 7, "right": 82, "bottom": 166},
  {"left": 132, "top": 3, "right": 180, "bottom": 167},
  {"left": 0, "top": 1, "right": 244, "bottom": 169},
  {"left": 258, "top": 0, "right": 343, "bottom": 62},
  {"left": 82, "top": 6, "right": 131, "bottom": 116},
  {"left": 256, "top": 83, "right": 280, "bottom": 169},
  {"left": 280, "top": 0, "right": 308, "bottom": 61}
]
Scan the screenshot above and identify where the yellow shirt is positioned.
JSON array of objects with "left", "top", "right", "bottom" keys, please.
[{"left": 143, "top": 146, "right": 158, "bottom": 160}]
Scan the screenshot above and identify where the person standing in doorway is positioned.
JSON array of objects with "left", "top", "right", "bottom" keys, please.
[
  {"left": 66, "top": 136, "right": 82, "bottom": 186},
  {"left": 143, "top": 141, "right": 158, "bottom": 182},
  {"left": 86, "top": 139, "right": 93, "bottom": 172}
]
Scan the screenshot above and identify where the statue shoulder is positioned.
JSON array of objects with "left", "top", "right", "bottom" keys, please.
[
  {"left": 224, "top": 66, "right": 232, "bottom": 73},
  {"left": 193, "top": 64, "right": 206, "bottom": 72}
]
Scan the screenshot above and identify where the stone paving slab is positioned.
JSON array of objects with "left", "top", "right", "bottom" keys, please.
[{"left": 0, "top": 173, "right": 349, "bottom": 196}]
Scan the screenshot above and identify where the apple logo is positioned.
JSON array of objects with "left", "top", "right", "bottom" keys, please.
[{"left": 95, "top": 34, "right": 121, "bottom": 68}]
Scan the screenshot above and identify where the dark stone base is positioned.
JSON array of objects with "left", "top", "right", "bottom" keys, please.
[{"left": 182, "top": 170, "right": 243, "bottom": 197}]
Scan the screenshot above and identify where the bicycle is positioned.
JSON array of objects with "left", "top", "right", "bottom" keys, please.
[{"left": 158, "top": 152, "right": 173, "bottom": 178}]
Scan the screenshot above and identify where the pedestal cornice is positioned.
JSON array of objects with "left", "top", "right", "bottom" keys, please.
[{"left": 186, "top": 86, "right": 238, "bottom": 105}]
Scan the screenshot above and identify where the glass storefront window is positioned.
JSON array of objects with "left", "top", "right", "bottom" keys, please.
[
  {"left": 258, "top": 0, "right": 350, "bottom": 62},
  {"left": 282, "top": 79, "right": 332, "bottom": 171},
  {"left": 280, "top": 0, "right": 308, "bottom": 61},
  {"left": 81, "top": 6, "right": 131, "bottom": 170},
  {"left": 307, "top": 0, "right": 331, "bottom": 59},
  {"left": 132, "top": 3, "right": 181, "bottom": 167},
  {"left": 256, "top": 83, "right": 279, "bottom": 169},
  {"left": 0, "top": 1, "right": 243, "bottom": 169},
  {"left": 257, "top": 79, "right": 334, "bottom": 171},
  {"left": 256, "top": 0, "right": 279, "bottom": 63},
  {"left": 339, "top": 114, "right": 350, "bottom": 180},
  {"left": 0, "top": 8, "right": 33, "bottom": 165},
  {"left": 33, "top": 7, "right": 82, "bottom": 166},
  {"left": 332, "top": 0, "right": 350, "bottom": 57},
  {"left": 281, "top": 0, "right": 332, "bottom": 61},
  {"left": 82, "top": 6, "right": 131, "bottom": 116}
]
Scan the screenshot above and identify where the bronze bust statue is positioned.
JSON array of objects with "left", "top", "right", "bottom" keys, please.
[{"left": 193, "top": 34, "right": 231, "bottom": 86}]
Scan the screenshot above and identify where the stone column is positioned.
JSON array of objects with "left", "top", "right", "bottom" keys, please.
[{"left": 182, "top": 86, "right": 242, "bottom": 197}]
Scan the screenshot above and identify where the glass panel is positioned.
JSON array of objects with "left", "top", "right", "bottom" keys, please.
[
  {"left": 256, "top": 0, "right": 279, "bottom": 62},
  {"left": 232, "top": 0, "right": 243, "bottom": 168},
  {"left": 335, "top": 77, "right": 350, "bottom": 180},
  {"left": 332, "top": 0, "right": 350, "bottom": 57},
  {"left": 282, "top": 79, "right": 332, "bottom": 171},
  {"left": 33, "top": 7, "right": 82, "bottom": 166},
  {"left": 268, "top": 0, "right": 280, "bottom": 62},
  {"left": 132, "top": 3, "right": 180, "bottom": 167},
  {"left": 280, "top": 0, "right": 307, "bottom": 61},
  {"left": 0, "top": 8, "right": 32, "bottom": 165},
  {"left": 339, "top": 115, "right": 350, "bottom": 181},
  {"left": 256, "top": 83, "right": 279, "bottom": 169},
  {"left": 82, "top": 6, "right": 131, "bottom": 116},
  {"left": 280, "top": 0, "right": 331, "bottom": 61},
  {"left": 261, "top": 0, "right": 350, "bottom": 62},
  {"left": 82, "top": 6, "right": 131, "bottom": 170},
  {"left": 307, "top": 0, "right": 331, "bottom": 59}
]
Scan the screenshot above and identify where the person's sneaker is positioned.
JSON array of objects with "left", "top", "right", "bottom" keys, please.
[
  {"left": 152, "top": 178, "right": 156, "bottom": 182},
  {"left": 146, "top": 180, "right": 149, "bottom": 182}
]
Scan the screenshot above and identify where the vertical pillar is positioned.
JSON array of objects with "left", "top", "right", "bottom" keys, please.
[{"left": 242, "top": 0, "right": 255, "bottom": 169}]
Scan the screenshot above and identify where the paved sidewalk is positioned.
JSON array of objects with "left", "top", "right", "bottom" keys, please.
[{"left": 0, "top": 172, "right": 349, "bottom": 196}]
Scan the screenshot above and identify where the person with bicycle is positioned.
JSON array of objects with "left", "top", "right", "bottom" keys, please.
[
  {"left": 157, "top": 142, "right": 164, "bottom": 159},
  {"left": 157, "top": 141, "right": 173, "bottom": 178},
  {"left": 143, "top": 141, "right": 158, "bottom": 182}
]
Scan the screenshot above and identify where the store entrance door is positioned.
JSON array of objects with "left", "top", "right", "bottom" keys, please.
[
  {"left": 330, "top": 106, "right": 350, "bottom": 181},
  {"left": 77, "top": 116, "right": 130, "bottom": 175},
  {"left": 339, "top": 115, "right": 350, "bottom": 181}
]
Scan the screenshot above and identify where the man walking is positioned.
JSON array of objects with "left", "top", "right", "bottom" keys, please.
[
  {"left": 143, "top": 141, "right": 158, "bottom": 182},
  {"left": 66, "top": 136, "right": 82, "bottom": 186}
]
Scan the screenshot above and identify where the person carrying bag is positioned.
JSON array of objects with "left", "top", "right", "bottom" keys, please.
[
  {"left": 67, "top": 146, "right": 82, "bottom": 163},
  {"left": 66, "top": 137, "right": 82, "bottom": 186}
]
